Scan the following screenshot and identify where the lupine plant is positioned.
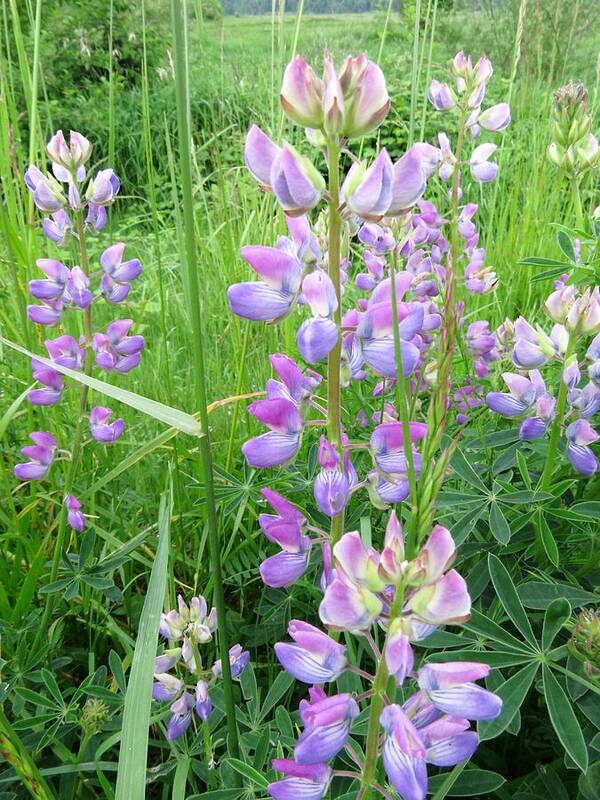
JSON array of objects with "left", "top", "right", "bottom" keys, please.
[{"left": 225, "top": 51, "right": 521, "bottom": 798}]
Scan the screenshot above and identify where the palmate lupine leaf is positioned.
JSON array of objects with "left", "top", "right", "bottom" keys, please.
[
  {"left": 114, "top": 487, "right": 171, "bottom": 800},
  {"left": 543, "top": 665, "right": 588, "bottom": 773},
  {"left": 0, "top": 336, "right": 202, "bottom": 436}
]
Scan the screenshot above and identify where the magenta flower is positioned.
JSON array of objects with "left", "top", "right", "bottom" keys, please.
[
  {"left": 28, "top": 359, "right": 64, "bottom": 406},
  {"left": 313, "top": 436, "right": 350, "bottom": 517},
  {"left": 242, "top": 397, "right": 303, "bottom": 469},
  {"left": 428, "top": 80, "right": 456, "bottom": 111},
  {"left": 89, "top": 407, "right": 125, "bottom": 443},
  {"left": 417, "top": 662, "right": 502, "bottom": 720},
  {"left": 259, "top": 488, "right": 311, "bottom": 587},
  {"left": 267, "top": 353, "right": 322, "bottom": 406},
  {"left": 14, "top": 432, "right": 57, "bottom": 481},
  {"left": 294, "top": 687, "right": 359, "bottom": 765},
  {"left": 45, "top": 335, "right": 84, "bottom": 370},
  {"left": 268, "top": 759, "right": 331, "bottom": 800},
  {"left": 228, "top": 244, "right": 303, "bottom": 323},
  {"left": 280, "top": 56, "right": 324, "bottom": 129},
  {"left": 65, "top": 494, "right": 86, "bottom": 532},
  {"left": 64, "top": 266, "right": 93, "bottom": 309},
  {"left": 342, "top": 149, "right": 393, "bottom": 221},
  {"left": 86, "top": 169, "right": 120, "bottom": 206},
  {"left": 24, "top": 165, "right": 66, "bottom": 212},
  {"left": 565, "top": 419, "right": 599, "bottom": 476},
  {"left": 42, "top": 209, "right": 72, "bottom": 245},
  {"left": 275, "top": 619, "right": 347, "bottom": 684},
  {"left": 92, "top": 320, "right": 144, "bottom": 373},
  {"left": 29, "top": 258, "right": 69, "bottom": 302},
  {"left": 99, "top": 241, "right": 142, "bottom": 304}
]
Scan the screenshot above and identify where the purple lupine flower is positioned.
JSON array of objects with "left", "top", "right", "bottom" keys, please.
[
  {"left": 358, "top": 222, "right": 395, "bottom": 254},
  {"left": 92, "top": 320, "right": 144, "bottom": 373},
  {"left": 152, "top": 673, "right": 184, "bottom": 701},
  {"left": 437, "top": 133, "right": 456, "bottom": 181},
  {"left": 297, "top": 270, "right": 338, "bottom": 363},
  {"left": 45, "top": 335, "right": 84, "bottom": 370},
  {"left": 64, "top": 266, "right": 93, "bottom": 309},
  {"left": 563, "top": 355, "right": 581, "bottom": 389},
  {"left": 340, "top": 55, "right": 390, "bottom": 139},
  {"left": 14, "top": 432, "right": 57, "bottom": 481},
  {"left": 86, "top": 169, "right": 120, "bottom": 206},
  {"left": 342, "top": 148, "right": 393, "bottom": 220},
  {"left": 270, "top": 146, "right": 325, "bottom": 216},
  {"left": 29, "top": 258, "right": 69, "bottom": 302},
  {"left": 275, "top": 619, "right": 347, "bottom": 684},
  {"left": 417, "top": 662, "right": 502, "bottom": 720},
  {"left": 368, "top": 422, "right": 426, "bottom": 506},
  {"left": 89, "top": 406, "right": 125, "bottom": 443},
  {"left": 478, "top": 102, "right": 511, "bottom": 132},
  {"left": 387, "top": 148, "right": 427, "bottom": 215},
  {"left": 486, "top": 371, "right": 542, "bottom": 416},
  {"left": 244, "top": 124, "right": 280, "bottom": 187},
  {"left": 470, "top": 143, "right": 498, "bottom": 182},
  {"left": 428, "top": 80, "right": 456, "bottom": 111},
  {"left": 65, "top": 494, "right": 86, "bottom": 532},
  {"left": 386, "top": 626, "right": 414, "bottom": 686},
  {"left": 356, "top": 289, "right": 423, "bottom": 379},
  {"left": 259, "top": 489, "right": 311, "bottom": 587},
  {"left": 413, "top": 142, "right": 441, "bottom": 178},
  {"left": 228, "top": 244, "right": 303, "bottom": 323},
  {"left": 569, "top": 382, "right": 600, "bottom": 419},
  {"left": 565, "top": 419, "right": 599, "bottom": 476},
  {"left": 85, "top": 203, "right": 107, "bottom": 233},
  {"left": 242, "top": 397, "right": 303, "bottom": 468},
  {"left": 212, "top": 644, "right": 250, "bottom": 679},
  {"left": 466, "top": 320, "right": 498, "bottom": 378},
  {"left": 280, "top": 56, "right": 323, "bottom": 129},
  {"left": 356, "top": 250, "right": 386, "bottom": 292},
  {"left": 195, "top": 680, "right": 212, "bottom": 721},
  {"left": 512, "top": 317, "right": 563, "bottom": 368},
  {"left": 566, "top": 287, "right": 600, "bottom": 335},
  {"left": 313, "top": 437, "right": 350, "bottom": 517},
  {"left": 27, "top": 298, "right": 64, "bottom": 326},
  {"left": 24, "top": 165, "right": 66, "bottom": 212},
  {"left": 42, "top": 209, "right": 72, "bottom": 245},
  {"left": 154, "top": 647, "right": 182, "bottom": 675},
  {"left": 46, "top": 129, "right": 92, "bottom": 170},
  {"left": 167, "top": 691, "right": 194, "bottom": 740},
  {"left": 294, "top": 687, "right": 359, "bottom": 765},
  {"left": 268, "top": 758, "right": 331, "bottom": 800},
  {"left": 28, "top": 359, "right": 64, "bottom": 406},
  {"left": 100, "top": 242, "right": 142, "bottom": 282},
  {"left": 267, "top": 353, "right": 322, "bottom": 406}
]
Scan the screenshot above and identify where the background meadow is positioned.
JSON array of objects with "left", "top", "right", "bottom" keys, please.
[{"left": 1, "top": 0, "right": 600, "bottom": 798}]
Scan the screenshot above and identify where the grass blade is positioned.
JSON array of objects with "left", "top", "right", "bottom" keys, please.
[{"left": 115, "top": 487, "right": 172, "bottom": 800}]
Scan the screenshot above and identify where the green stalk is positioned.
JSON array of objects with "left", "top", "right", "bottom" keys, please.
[
  {"left": 170, "top": 0, "right": 240, "bottom": 763},
  {"left": 359, "top": 584, "right": 406, "bottom": 797},
  {"left": 571, "top": 176, "right": 584, "bottom": 229},
  {"left": 411, "top": 109, "right": 467, "bottom": 551},
  {"left": 325, "top": 137, "right": 344, "bottom": 547},
  {"left": 389, "top": 250, "right": 418, "bottom": 511},
  {"left": 33, "top": 210, "right": 93, "bottom": 652},
  {"left": 419, "top": 0, "right": 438, "bottom": 140},
  {"left": 539, "top": 333, "right": 577, "bottom": 490}
]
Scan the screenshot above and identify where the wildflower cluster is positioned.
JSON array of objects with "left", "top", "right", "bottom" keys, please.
[
  {"left": 16, "top": 130, "right": 144, "bottom": 528},
  {"left": 152, "top": 595, "right": 249, "bottom": 740},
  {"left": 226, "top": 51, "right": 517, "bottom": 798}
]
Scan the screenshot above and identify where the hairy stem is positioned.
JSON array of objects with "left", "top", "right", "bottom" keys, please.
[
  {"left": 571, "top": 175, "right": 584, "bottom": 229},
  {"left": 326, "top": 137, "right": 345, "bottom": 547}
]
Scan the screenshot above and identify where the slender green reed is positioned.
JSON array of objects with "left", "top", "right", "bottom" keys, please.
[
  {"left": 408, "top": 0, "right": 422, "bottom": 146},
  {"left": 170, "top": 0, "right": 240, "bottom": 765},
  {"left": 419, "top": 0, "right": 438, "bottom": 140}
]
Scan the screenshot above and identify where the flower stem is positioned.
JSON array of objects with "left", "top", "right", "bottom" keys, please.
[
  {"left": 326, "top": 137, "right": 344, "bottom": 547},
  {"left": 571, "top": 175, "right": 584, "bottom": 229},
  {"left": 360, "top": 584, "right": 406, "bottom": 795},
  {"left": 411, "top": 109, "right": 467, "bottom": 552},
  {"left": 539, "top": 333, "right": 577, "bottom": 491},
  {"left": 33, "top": 211, "right": 93, "bottom": 653}
]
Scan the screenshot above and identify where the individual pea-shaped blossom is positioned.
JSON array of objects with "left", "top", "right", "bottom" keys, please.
[
  {"left": 92, "top": 320, "right": 145, "bottom": 373},
  {"left": 367, "top": 421, "right": 427, "bottom": 507},
  {"left": 100, "top": 242, "right": 142, "bottom": 304},
  {"left": 65, "top": 494, "right": 85, "bottom": 532},
  {"left": 293, "top": 687, "right": 359, "bottom": 765},
  {"left": 28, "top": 359, "right": 64, "bottom": 406},
  {"left": 258, "top": 488, "right": 311, "bottom": 588},
  {"left": 511, "top": 317, "right": 566, "bottom": 368},
  {"left": 267, "top": 759, "right": 331, "bottom": 800},
  {"left": 313, "top": 437, "right": 350, "bottom": 517},
  {"left": 274, "top": 620, "right": 347, "bottom": 684},
  {"left": 296, "top": 270, "right": 339, "bottom": 363},
  {"left": 212, "top": 644, "right": 250, "bottom": 679},
  {"left": 14, "top": 432, "right": 57, "bottom": 481},
  {"left": 89, "top": 407, "right": 125, "bottom": 443},
  {"left": 565, "top": 419, "right": 599, "bottom": 476}
]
